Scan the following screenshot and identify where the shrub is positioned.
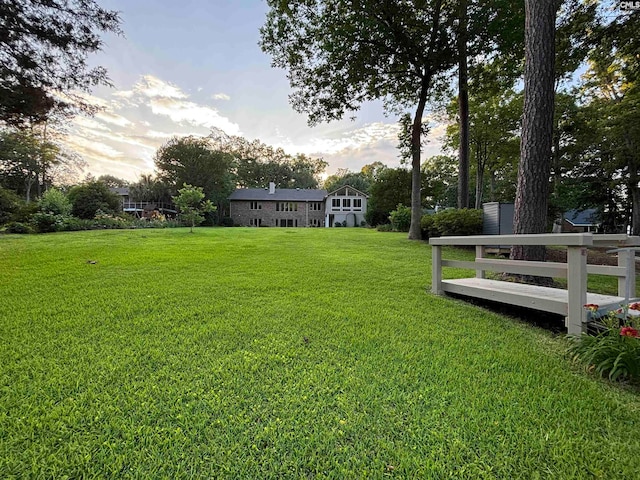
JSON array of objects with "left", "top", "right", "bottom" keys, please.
[
  {"left": 0, "top": 187, "right": 22, "bottom": 225},
  {"left": 5, "top": 221, "right": 33, "bottom": 234},
  {"left": 422, "top": 208, "right": 483, "bottom": 238},
  {"left": 568, "top": 304, "right": 640, "bottom": 382},
  {"left": 365, "top": 208, "right": 389, "bottom": 227},
  {"left": 420, "top": 214, "right": 436, "bottom": 238},
  {"left": 334, "top": 221, "right": 343, "bottom": 227},
  {"left": 38, "top": 188, "right": 72, "bottom": 216},
  {"left": 389, "top": 204, "right": 411, "bottom": 232},
  {"left": 30, "top": 212, "right": 62, "bottom": 233},
  {"left": 376, "top": 223, "right": 393, "bottom": 232},
  {"left": 221, "top": 216, "right": 234, "bottom": 227},
  {"left": 68, "top": 181, "right": 121, "bottom": 219}
]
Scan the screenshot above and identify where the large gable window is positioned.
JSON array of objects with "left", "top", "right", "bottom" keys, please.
[
  {"left": 353, "top": 198, "right": 362, "bottom": 211},
  {"left": 331, "top": 198, "right": 341, "bottom": 210}
]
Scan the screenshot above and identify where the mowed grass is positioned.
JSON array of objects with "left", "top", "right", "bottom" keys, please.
[{"left": 1, "top": 228, "right": 639, "bottom": 479}]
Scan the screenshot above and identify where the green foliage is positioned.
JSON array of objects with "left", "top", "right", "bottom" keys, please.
[
  {"left": 221, "top": 216, "right": 234, "bottom": 227},
  {"left": 173, "top": 184, "right": 216, "bottom": 232},
  {"left": 4, "top": 221, "right": 33, "bottom": 234},
  {"left": 568, "top": 306, "right": 640, "bottom": 382},
  {"left": 67, "top": 181, "right": 121, "bottom": 219},
  {"left": 154, "top": 136, "right": 235, "bottom": 207},
  {"left": 0, "top": 0, "right": 122, "bottom": 126},
  {"left": 38, "top": 188, "right": 72, "bottom": 216},
  {"left": 422, "top": 208, "right": 483, "bottom": 238},
  {"left": 376, "top": 223, "right": 393, "bottom": 232},
  {"left": 367, "top": 168, "right": 415, "bottom": 226},
  {"left": 389, "top": 204, "right": 411, "bottom": 232},
  {"left": 323, "top": 169, "right": 370, "bottom": 194},
  {"left": 0, "top": 186, "right": 22, "bottom": 224},
  {"left": 30, "top": 212, "right": 63, "bottom": 233}
]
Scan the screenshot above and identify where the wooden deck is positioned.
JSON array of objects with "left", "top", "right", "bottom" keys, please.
[{"left": 442, "top": 278, "right": 625, "bottom": 317}]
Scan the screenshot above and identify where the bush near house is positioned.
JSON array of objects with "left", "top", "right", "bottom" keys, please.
[
  {"left": 421, "top": 208, "right": 483, "bottom": 238},
  {"left": 389, "top": 204, "right": 411, "bottom": 232}
]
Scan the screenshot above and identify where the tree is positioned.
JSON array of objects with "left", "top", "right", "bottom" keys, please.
[
  {"left": 207, "top": 133, "right": 327, "bottom": 189},
  {"left": 129, "top": 174, "right": 172, "bottom": 204},
  {"left": 446, "top": 90, "right": 521, "bottom": 208},
  {"left": 67, "top": 181, "right": 121, "bottom": 219},
  {"left": 38, "top": 188, "right": 71, "bottom": 216},
  {"left": 0, "top": 0, "right": 122, "bottom": 126},
  {"left": 261, "top": 0, "right": 458, "bottom": 239},
  {"left": 366, "top": 167, "right": 415, "bottom": 226},
  {"left": 0, "top": 130, "right": 41, "bottom": 202},
  {"left": 511, "top": 0, "right": 559, "bottom": 263},
  {"left": 173, "top": 184, "right": 215, "bottom": 233},
  {"left": 154, "top": 136, "right": 235, "bottom": 217},
  {"left": 457, "top": 0, "right": 470, "bottom": 209},
  {"left": 422, "top": 155, "right": 458, "bottom": 209},
  {"left": 323, "top": 169, "right": 371, "bottom": 194},
  {"left": 97, "top": 175, "right": 129, "bottom": 188}
]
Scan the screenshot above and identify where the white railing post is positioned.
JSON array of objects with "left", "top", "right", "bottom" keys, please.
[
  {"left": 618, "top": 248, "right": 636, "bottom": 301},
  {"left": 476, "top": 245, "right": 485, "bottom": 279},
  {"left": 432, "top": 245, "right": 443, "bottom": 294},
  {"left": 566, "top": 246, "right": 588, "bottom": 335}
]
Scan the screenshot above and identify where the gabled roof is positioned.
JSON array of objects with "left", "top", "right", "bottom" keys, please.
[
  {"left": 229, "top": 188, "right": 328, "bottom": 202},
  {"left": 565, "top": 208, "right": 599, "bottom": 227},
  {"left": 326, "top": 185, "right": 369, "bottom": 198},
  {"left": 110, "top": 187, "right": 130, "bottom": 196}
]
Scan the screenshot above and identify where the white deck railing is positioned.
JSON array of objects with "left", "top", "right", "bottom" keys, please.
[{"left": 429, "top": 233, "right": 640, "bottom": 334}]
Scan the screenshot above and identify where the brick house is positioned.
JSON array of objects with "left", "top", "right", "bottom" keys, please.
[
  {"left": 229, "top": 182, "right": 328, "bottom": 227},
  {"left": 229, "top": 182, "right": 369, "bottom": 227}
]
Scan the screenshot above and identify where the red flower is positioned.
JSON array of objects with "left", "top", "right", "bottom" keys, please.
[
  {"left": 620, "top": 327, "right": 640, "bottom": 338},
  {"left": 584, "top": 304, "right": 599, "bottom": 312},
  {"left": 629, "top": 303, "right": 640, "bottom": 311}
]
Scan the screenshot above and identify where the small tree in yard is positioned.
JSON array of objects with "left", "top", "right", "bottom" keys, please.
[{"left": 173, "top": 184, "right": 215, "bottom": 233}]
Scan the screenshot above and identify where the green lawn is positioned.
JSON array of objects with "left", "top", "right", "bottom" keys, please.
[{"left": 1, "top": 228, "right": 638, "bottom": 478}]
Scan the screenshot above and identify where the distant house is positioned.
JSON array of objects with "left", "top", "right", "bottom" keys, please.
[
  {"left": 562, "top": 209, "right": 600, "bottom": 233},
  {"left": 109, "top": 187, "right": 177, "bottom": 218},
  {"left": 229, "top": 182, "right": 327, "bottom": 227},
  {"left": 228, "top": 182, "right": 368, "bottom": 227},
  {"left": 325, "top": 185, "right": 368, "bottom": 227}
]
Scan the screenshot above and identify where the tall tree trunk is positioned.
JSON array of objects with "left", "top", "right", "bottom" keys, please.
[
  {"left": 408, "top": 0, "right": 442, "bottom": 240},
  {"left": 457, "top": 0, "right": 470, "bottom": 209},
  {"left": 408, "top": 80, "right": 430, "bottom": 240},
  {"left": 511, "top": 0, "right": 558, "bottom": 263}
]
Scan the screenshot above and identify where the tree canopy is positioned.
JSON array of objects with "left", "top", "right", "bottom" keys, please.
[{"left": 0, "top": 0, "right": 122, "bottom": 126}]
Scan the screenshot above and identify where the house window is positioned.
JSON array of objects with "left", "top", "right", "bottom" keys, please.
[
  {"left": 309, "top": 202, "right": 322, "bottom": 211},
  {"left": 342, "top": 198, "right": 351, "bottom": 210},
  {"left": 353, "top": 198, "right": 362, "bottom": 211},
  {"left": 276, "top": 202, "right": 298, "bottom": 212},
  {"left": 250, "top": 218, "right": 262, "bottom": 227},
  {"left": 278, "top": 219, "right": 296, "bottom": 227},
  {"left": 250, "top": 201, "right": 262, "bottom": 210},
  {"left": 309, "top": 218, "right": 322, "bottom": 227},
  {"left": 331, "top": 198, "right": 341, "bottom": 210}
]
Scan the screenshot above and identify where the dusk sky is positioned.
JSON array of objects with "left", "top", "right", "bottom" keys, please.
[{"left": 69, "top": 0, "right": 447, "bottom": 182}]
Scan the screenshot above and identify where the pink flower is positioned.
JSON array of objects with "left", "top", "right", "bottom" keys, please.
[
  {"left": 620, "top": 327, "right": 640, "bottom": 338},
  {"left": 584, "top": 304, "right": 599, "bottom": 312},
  {"left": 629, "top": 303, "right": 640, "bottom": 311}
]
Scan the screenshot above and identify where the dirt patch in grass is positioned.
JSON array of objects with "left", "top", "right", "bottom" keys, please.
[{"left": 546, "top": 246, "right": 640, "bottom": 270}]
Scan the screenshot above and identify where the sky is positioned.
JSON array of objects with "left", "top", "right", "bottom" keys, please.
[{"left": 67, "top": 0, "right": 448, "bottom": 182}]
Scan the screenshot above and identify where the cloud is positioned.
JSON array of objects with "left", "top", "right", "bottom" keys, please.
[
  {"left": 63, "top": 74, "right": 243, "bottom": 180},
  {"left": 212, "top": 93, "right": 231, "bottom": 101},
  {"left": 148, "top": 97, "right": 241, "bottom": 134},
  {"left": 133, "top": 75, "right": 188, "bottom": 99}
]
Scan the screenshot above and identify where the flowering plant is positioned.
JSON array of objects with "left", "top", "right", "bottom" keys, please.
[{"left": 567, "top": 302, "right": 640, "bottom": 382}]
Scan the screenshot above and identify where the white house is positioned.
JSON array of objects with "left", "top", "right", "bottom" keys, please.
[{"left": 325, "top": 185, "right": 368, "bottom": 227}]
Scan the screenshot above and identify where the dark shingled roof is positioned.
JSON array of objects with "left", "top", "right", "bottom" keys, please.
[
  {"left": 565, "top": 209, "right": 599, "bottom": 227},
  {"left": 229, "top": 188, "right": 328, "bottom": 202}
]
